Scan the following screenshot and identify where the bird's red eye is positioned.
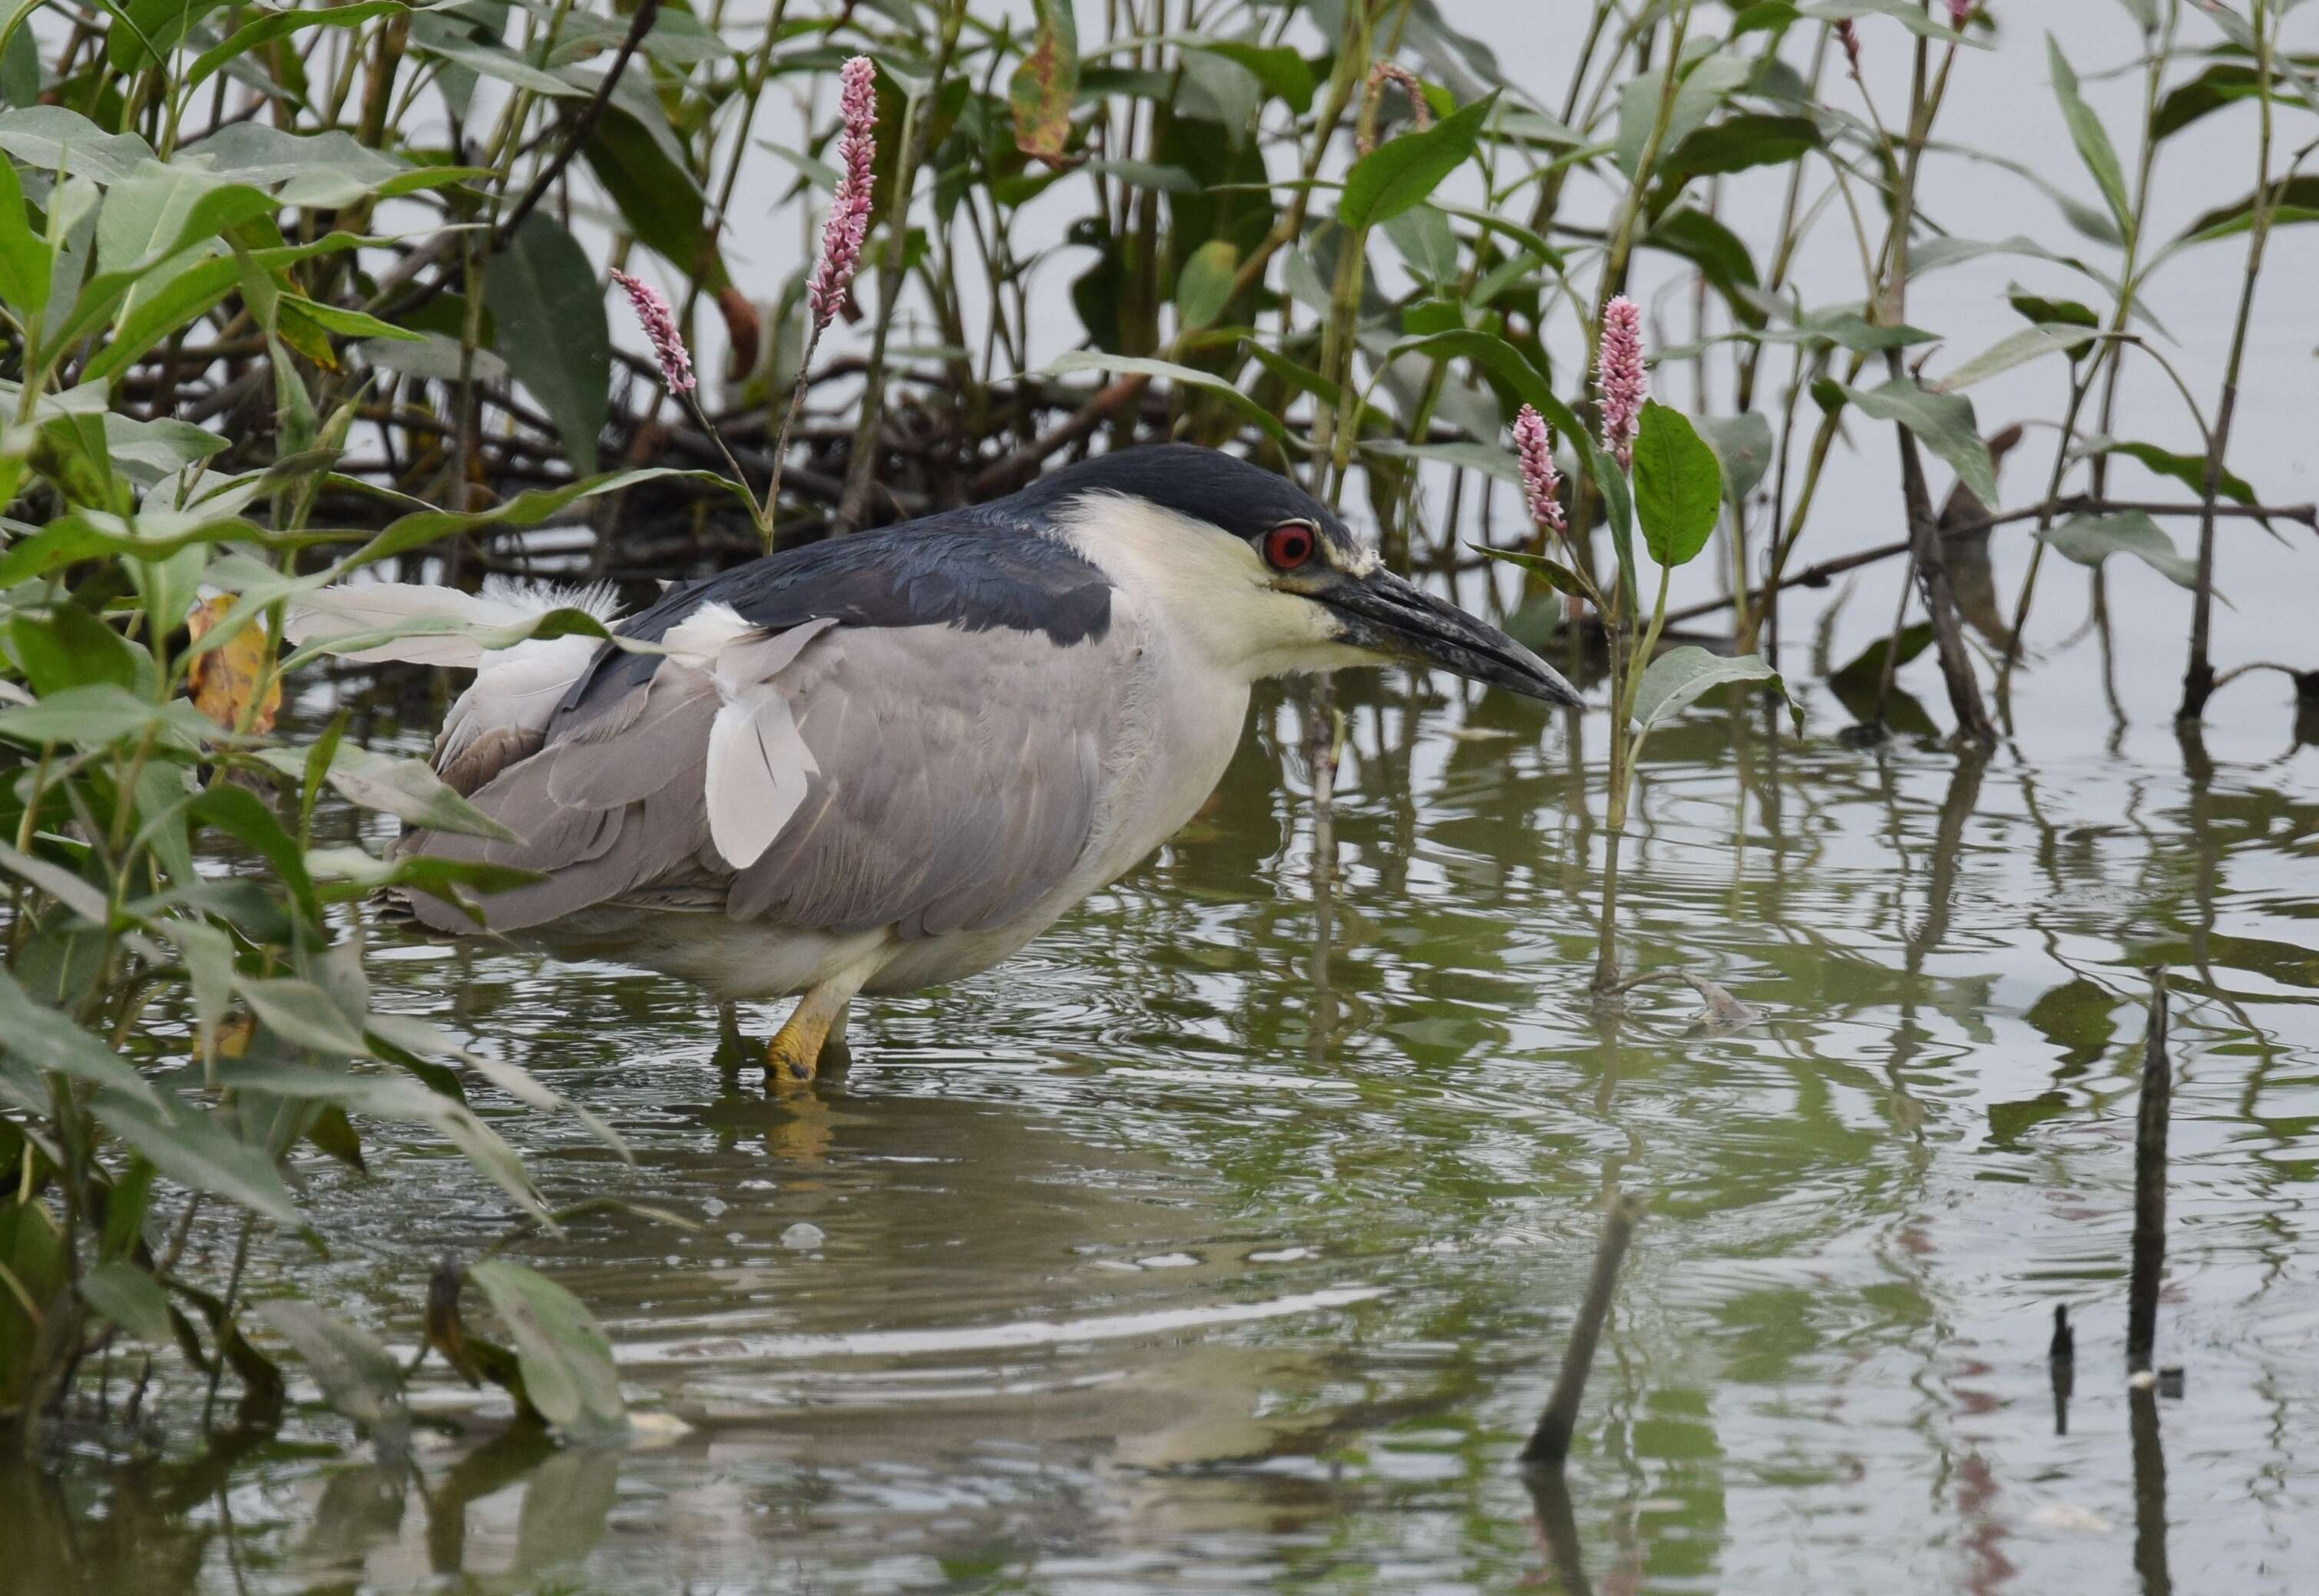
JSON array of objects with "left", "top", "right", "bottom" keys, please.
[{"left": 1263, "top": 524, "right": 1317, "bottom": 571}]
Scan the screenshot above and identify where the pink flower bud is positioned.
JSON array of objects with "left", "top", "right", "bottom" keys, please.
[
  {"left": 1947, "top": 0, "right": 1972, "bottom": 28},
  {"left": 1511, "top": 405, "right": 1564, "bottom": 537},
  {"left": 808, "top": 56, "right": 879, "bottom": 333},
  {"left": 1836, "top": 18, "right": 1862, "bottom": 72},
  {"left": 1596, "top": 296, "right": 1646, "bottom": 471},
  {"left": 611, "top": 268, "right": 695, "bottom": 396}
]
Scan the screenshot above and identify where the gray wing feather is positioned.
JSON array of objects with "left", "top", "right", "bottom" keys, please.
[
  {"left": 402, "top": 618, "right": 1117, "bottom": 943},
  {"left": 726, "top": 626, "right": 1114, "bottom": 938}
]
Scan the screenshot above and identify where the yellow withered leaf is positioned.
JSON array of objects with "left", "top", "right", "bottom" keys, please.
[{"left": 186, "top": 596, "right": 282, "bottom": 734}]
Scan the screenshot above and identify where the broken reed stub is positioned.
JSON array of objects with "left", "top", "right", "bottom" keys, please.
[
  {"left": 2127, "top": 969, "right": 2171, "bottom": 1376},
  {"left": 1521, "top": 1191, "right": 1647, "bottom": 1470}
]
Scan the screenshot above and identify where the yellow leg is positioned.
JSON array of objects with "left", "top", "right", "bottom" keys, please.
[{"left": 765, "top": 962, "right": 876, "bottom": 1084}]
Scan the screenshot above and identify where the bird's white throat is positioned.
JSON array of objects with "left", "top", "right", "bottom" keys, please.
[{"left": 1051, "top": 492, "right": 1375, "bottom": 683}]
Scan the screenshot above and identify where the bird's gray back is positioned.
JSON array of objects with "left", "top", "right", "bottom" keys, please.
[{"left": 402, "top": 520, "right": 1135, "bottom": 957}]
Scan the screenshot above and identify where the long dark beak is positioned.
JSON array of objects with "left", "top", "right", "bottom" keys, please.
[{"left": 1319, "top": 570, "right": 1583, "bottom": 707}]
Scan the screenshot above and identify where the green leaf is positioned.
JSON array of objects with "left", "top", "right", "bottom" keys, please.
[
  {"left": 235, "top": 976, "right": 369, "bottom": 1056},
  {"left": 581, "top": 109, "right": 726, "bottom": 289},
  {"left": 2045, "top": 35, "right": 2134, "bottom": 246},
  {"left": 1190, "top": 40, "right": 1313, "bottom": 114},
  {"left": 467, "top": 1261, "right": 625, "bottom": 1442},
  {"left": 1655, "top": 113, "right": 1818, "bottom": 196},
  {"left": 0, "top": 965, "right": 163, "bottom": 1106},
  {"left": 0, "top": 683, "right": 217, "bottom": 752},
  {"left": 1009, "top": 0, "right": 1080, "bottom": 165},
  {"left": 1841, "top": 378, "right": 1999, "bottom": 506},
  {"left": 1642, "top": 207, "right": 1763, "bottom": 326},
  {"left": 1630, "top": 646, "right": 1795, "bottom": 730},
  {"left": 1692, "top": 411, "right": 1774, "bottom": 504},
  {"left": 1034, "top": 350, "right": 1290, "bottom": 447},
  {"left": 2153, "top": 63, "right": 2267, "bottom": 143},
  {"left": 253, "top": 1299, "right": 409, "bottom": 1442},
  {"left": 1384, "top": 327, "right": 1580, "bottom": 442},
  {"left": 485, "top": 213, "right": 610, "bottom": 477},
  {"left": 106, "top": 0, "right": 233, "bottom": 69},
  {"left": 1365, "top": 438, "right": 1522, "bottom": 487},
  {"left": 184, "top": 2, "right": 406, "bottom": 93},
  {"left": 1930, "top": 324, "right": 2102, "bottom": 392},
  {"left": 81, "top": 1261, "right": 173, "bottom": 1343},
  {"left": 0, "top": 105, "right": 155, "bottom": 183},
  {"left": 1173, "top": 238, "right": 1238, "bottom": 332},
  {"left": 1797, "top": 0, "right": 1975, "bottom": 45},
  {"left": 2034, "top": 511, "right": 2198, "bottom": 589},
  {"left": 255, "top": 743, "right": 518, "bottom": 843},
  {"left": 92, "top": 1092, "right": 301, "bottom": 1227},
  {"left": 1588, "top": 437, "right": 1636, "bottom": 598},
  {"left": 1830, "top": 622, "right": 1935, "bottom": 694},
  {"left": 0, "top": 153, "right": 48, "bottom": 317},
  {"left": 1476, "top": 545, "right": 1593, "bottom": 600},
  {"left": 2080, "top": 438, "right": 2258, "bottom": 510},
  {"left": 1630, "top": 401, "right": 1722, "bottom": 568},
  {"left": 1337, "top": 91, "right": 1497, "bottom": 233},
  {"left": 1615, "top": 55, "right": 1749, "bottom": 180},
  {"left": 2168, "top": 175, "right": 2319, "bottom": 251}
]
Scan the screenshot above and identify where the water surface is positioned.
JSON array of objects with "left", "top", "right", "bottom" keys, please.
[{"left": 9, "top": 599, "right": 2317, "bottom": 1593}]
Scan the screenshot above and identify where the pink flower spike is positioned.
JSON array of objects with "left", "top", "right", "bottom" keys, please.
[
  {"left": 1835, "top": 18, "right": 1862, "bottom": 72},
  {"left": 1511, "top": 405, "right": 1564, "bottom": 537},
  {"left": 1947, "top": 0, "right": 1972, "bottom": 28},
  {"left": 1596, "top": 295, "right": 1646, "bottom": 471},
  {"left": 808, "top": 56, "right": 879, "bottom": 333},
  {"left": 611, "top": 268, "right": 695, "bottom": 396}
]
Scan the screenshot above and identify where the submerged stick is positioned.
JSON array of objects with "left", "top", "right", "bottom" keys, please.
[
  {"left": 1521, "top": 1192, "right": 1646, "bottom": 1468},
  {"left": 2127, "top": 970, "right": 2171, "bottom": 1374}
]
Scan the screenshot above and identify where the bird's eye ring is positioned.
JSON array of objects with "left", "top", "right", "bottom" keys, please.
[{"left": 1262, "top": 523, "right": 1318, "bottom": 571}]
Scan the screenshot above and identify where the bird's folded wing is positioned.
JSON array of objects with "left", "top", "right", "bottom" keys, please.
[{"left": 401, "top": 619, "right": 1117, "bottom": 942}]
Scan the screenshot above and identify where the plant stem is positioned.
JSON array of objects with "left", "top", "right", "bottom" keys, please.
[
  {"left": 835, "top": 0, "right": 968, "bottom": 533},
  {"left": 2181, "top": 0, "right": 2277, "bottom": 721}
]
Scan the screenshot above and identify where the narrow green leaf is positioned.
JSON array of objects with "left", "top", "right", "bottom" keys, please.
[
  {"left": 81, "top": 1261, "right": 174, "bottom": 1343},
  {"left": 1476, "top": 545, "right": 1593, "bottom": 600},
  {"left": 1173, "top": 238, "right": 1238, "bottom": 332},
  {"left": 2045, "top": 35, "right": 2135, "bottom": 245},
  {"left": 0, "top": 966, "right": 163, "bottom": 1106},
  {"left": 92, "top": 1093, "right": 301, "bottom": 1227},
  {"left": 485, "top": 213, "right": 610, "bottom": 477},
  {"left": 1930, "top": 323, "right": 2102, "bottom": 392},
  {"left": 1337, "top": 92, "right": 1497, "bottom": 233},
  {"left": 1841, "top": 378, "right": 1999, "bottom": 506}
]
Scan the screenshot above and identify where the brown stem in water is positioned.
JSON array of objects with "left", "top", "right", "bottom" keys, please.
[
  {"left": 1521, "top": 1191, "right": 1646, "bottom": 1468},
  {"left": 2127, "top": 969, "right": 2171, "bottom": 1375}
]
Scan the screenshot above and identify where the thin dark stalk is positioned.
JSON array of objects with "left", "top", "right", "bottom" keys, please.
[
  {"left": 1521, "top": 1191, "right": 1645, "bottom": 1467},
  {"left": 2182, "top": 1, "right": 2278, "bottom": 720},
  {"left": 2128, "top": 969, "right": 2171, "bottom": 1375}
]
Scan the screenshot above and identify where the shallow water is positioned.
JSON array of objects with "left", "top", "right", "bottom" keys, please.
[{"left": 8, "top": 587, "right": 2318, "bottom": 1592}]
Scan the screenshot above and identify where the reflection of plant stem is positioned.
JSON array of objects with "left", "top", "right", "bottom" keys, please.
[
  {"left": 2182, "top": 0, "right": 2278, "bottom": 721},
  {"left": 1520, "top": 1189, "right": 1646, "bottom": 1466}
]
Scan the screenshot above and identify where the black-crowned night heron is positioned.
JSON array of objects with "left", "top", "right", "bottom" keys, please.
[{"left": 296, "top": 444, "right": 1580, "bottom": 1079}]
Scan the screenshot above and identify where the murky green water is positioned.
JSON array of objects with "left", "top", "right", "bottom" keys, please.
[{"left": 8, "top": 593, "right": 2319, "bottom": 1594}]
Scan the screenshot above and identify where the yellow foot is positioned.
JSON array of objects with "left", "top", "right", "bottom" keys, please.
[
  {"left": 766, "top": 1013, "right": 832, "bottom": 1084},
  {"left": 764, "top": 979, "right": 868, "bottom": 1086}
]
